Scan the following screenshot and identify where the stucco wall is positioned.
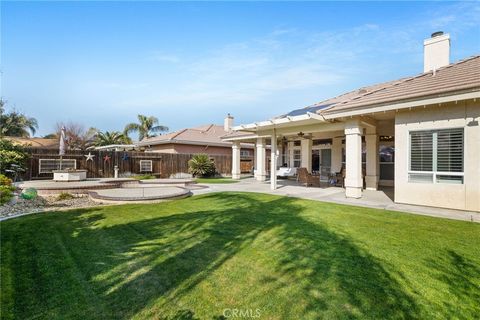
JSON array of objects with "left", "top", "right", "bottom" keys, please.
[
  {"left": 147, "top": 143, "right": 254, "bottom": 157},
  {"left": 395, "top": 100, "right": 480, "bottom": 211}
]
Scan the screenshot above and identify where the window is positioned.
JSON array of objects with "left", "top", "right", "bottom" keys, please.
[
  {"left": 379, "top": 145, "right": 395, "bottom": 181},
  {"left": 312, "top": 139, "right": 332, "bottom": 146},
  {"left": 139, "top": 160, "right": 153, "bottom": 172},
  {"left": 39, "top": 159, "right": 76, "bottom": 174},
  {"left": 409, "top": 128, "right": 464, "bottom": 184},
  {"left": 293, "top": 140, "right": 301, "bottom": 147},
  {"left": 293, "top": 149, "right": 301, "bottom": 167},
  {"left": 240, "top": 150, "right": 250, "bottom": 157}
]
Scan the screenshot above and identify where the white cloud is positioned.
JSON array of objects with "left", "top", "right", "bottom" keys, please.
[{"left": 100, "top": 3, "right": 480, "bottom": 115}]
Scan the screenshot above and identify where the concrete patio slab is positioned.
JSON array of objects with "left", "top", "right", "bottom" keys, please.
[{"left": 193, "top": 178, "right": 480, "bottom": 223}]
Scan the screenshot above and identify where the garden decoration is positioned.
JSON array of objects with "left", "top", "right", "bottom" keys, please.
[
  {"left": 103, "top": 155, "right": 111, "bottom": 163},
  {"left": 84, "top": 152, "right": 95, "bottom": 161},
  {"left": 122, "top": 153, "right": 129, "bottom": 161},
  {"left": 21, "top": 187, "right": 38, "bottom": 200}
]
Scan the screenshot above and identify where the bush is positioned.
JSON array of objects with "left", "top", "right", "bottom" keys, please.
[
  {"left": 0, "top": 174, "right": 15, "bottom": 205},
  {"left": 56, "top": 192, "right": 74, "bottom": 201},
  {"left": 0, "top": 138, "right": 28, "bottom": 178},
  {"left": 188, "top": 154, "right": 216, "bottom": 178},
  {"left": 0, "top": 174, "right": 12, "bottom": 186}
]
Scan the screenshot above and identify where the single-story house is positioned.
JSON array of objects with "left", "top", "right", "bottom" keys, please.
[
  {"left": 223, "top": 32, "right": 480, "bottom": 212},
  {"left": 137, "top": 116, "right": 258, "bottom": 173},
  {"left": 3, "top": 136, "right": 59, "bottom": 149}
]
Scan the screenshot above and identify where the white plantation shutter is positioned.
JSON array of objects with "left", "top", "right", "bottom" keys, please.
[
  {"left": 436, "top": 129, "right": 463, "bottom": 172},
  {"left": 409, "top": 128, "right": 464, "bottom": 184},
  {"left": 410, "top": 131, "right": 433, "bottom": 171}
]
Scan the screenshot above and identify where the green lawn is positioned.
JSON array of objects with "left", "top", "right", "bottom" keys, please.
[
  {"left": 1, "top": 192, "right": 479, "bottom": 319},
  {"left": 194, "top": 177, "right": 240, "bottom": 184}
]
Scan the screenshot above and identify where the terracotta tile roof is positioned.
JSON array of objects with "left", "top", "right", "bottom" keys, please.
[
  {"left": 138, "top": 124, "right": 232, "bottom": 146},
  {"left": 321, "top": 55, "right": 480, "bottom": 115}
]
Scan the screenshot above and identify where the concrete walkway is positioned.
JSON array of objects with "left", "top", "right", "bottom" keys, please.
[{"left": 193, "top": 178, "right": 480, "bottom": 223}]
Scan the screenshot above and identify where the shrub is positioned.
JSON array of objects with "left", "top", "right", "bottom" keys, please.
[
  {"left": 0, "top": 174, "right": 15, "bottom": 205},
  {"left": 188, "top": 154, "right": 216, "bottom": 178},
  {"left": 0, "top": 138, "right": 28, "bottom": 178},
  {"left": 0, "top": 174, "right": 12, "bottom": 186},
  {"left": 56, "top": 192, "right": 74, "bottom": 201}
]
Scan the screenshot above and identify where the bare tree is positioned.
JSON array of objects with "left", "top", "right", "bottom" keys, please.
[{"left": 53, "top": 122, "right": 98, "bottom": 150}]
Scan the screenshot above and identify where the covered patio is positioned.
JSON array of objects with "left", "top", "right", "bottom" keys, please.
[{"left": 224, "top": 110, "right": 395, "bottom": 200}]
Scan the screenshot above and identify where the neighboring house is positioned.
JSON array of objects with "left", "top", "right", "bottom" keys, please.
[
  {"left": 3, "top": 136, "right": 59, "bottom": 149},
  {"left": 137, "top": 115, "right": 256, "bottom": 173},
  {"left": 223, "top": 32, "right": 480, "bottom": 212}
]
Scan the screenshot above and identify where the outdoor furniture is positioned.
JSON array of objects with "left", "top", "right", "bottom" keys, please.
[
  {"left": 276, "top": 167, "right": 297, "bottom": 178},
  {"left": 297, "top": 167, "right": 320, "bottom": 187},
  {"left": 331, "top": 166, "right": 366, "bottom": 188},
  {"left": 332, "top": 167, "right": 345, "bottom": 188}
]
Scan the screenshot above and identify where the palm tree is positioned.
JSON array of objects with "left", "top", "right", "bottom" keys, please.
[
  {"left": 94, "top": 131, "right": 131, "bottom": 146},
  {"left": 0, "top": 99, "right": 38, "bottom": 137},
  {"left": 124, "top": 115, "right": 168, "bottom": 141}
]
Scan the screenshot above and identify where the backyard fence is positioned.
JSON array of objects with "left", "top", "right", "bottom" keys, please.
[{"left": 23, "top": 148, "right": 233, "bottom": 180}]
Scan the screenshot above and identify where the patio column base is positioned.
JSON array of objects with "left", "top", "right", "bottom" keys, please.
[
  {"left": 365, "top": 175, "right": 379, "bottom": 190},
  {"left": 256, "top": 175, "right": 267, "bottom": 181},
  {"left": 345, "top": 186, "right": 362, "bottom": 198}
]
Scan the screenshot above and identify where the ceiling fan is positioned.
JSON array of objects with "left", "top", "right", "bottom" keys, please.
[{"left": 297, "top": 132, "right": 312, "bottom": 139}]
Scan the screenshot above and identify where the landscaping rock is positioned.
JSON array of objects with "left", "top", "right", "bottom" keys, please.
[{"left": 0, "top": 194, "right": 101, "bottom": 219}]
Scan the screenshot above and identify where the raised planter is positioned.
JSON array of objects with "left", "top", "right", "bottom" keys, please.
[{"left": 53, "top": 170, "right": 87, "bottom": 182}]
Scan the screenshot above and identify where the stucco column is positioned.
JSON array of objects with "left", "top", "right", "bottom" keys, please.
[
  {"left": 344, "top": 120, "right": 363, "bottom": 198},
  {"left": 365, "top": 128, "right": 379, "bottom": 190},
  {"left": 256, "top": 138, "right": 266, "bottom": 181},
  {"left": 232, "top": 141, "right": 241, "bottom": 180},
  {"left": 270, "top": 130, "right": 277, "bottom": 190},
  {"left": 278, "top": 140, "right": 283, "bottom": 167},
  {"left": 288, "top": 141, "right": 294, "bottom": 167},
  {"left": 331, "top": 137, "right": 343, "bottom": 173},
  {"left": 253, "top": 142, "right": 257, "bottom": 177},
  {"left": 301, "top": 138, "right": 312, "bottom": 172}
]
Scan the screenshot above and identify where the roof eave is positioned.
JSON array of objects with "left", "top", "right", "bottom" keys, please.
[{"left": 323, "top": 90, "right": 480, "bottom": 119}]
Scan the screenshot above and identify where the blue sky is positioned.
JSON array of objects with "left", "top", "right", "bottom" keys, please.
[{"left": 1, "top": 1, "right": 479, "bottom": 137}]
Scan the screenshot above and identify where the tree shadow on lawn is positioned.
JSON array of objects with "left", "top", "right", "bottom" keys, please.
[
  {"left": 6, "top": 193, "right": 421, "bottom": 319},
  {"left": 426, "top": 250, "right": 480, "bottom": 319}
]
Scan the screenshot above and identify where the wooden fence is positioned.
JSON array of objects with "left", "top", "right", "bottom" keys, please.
[{"left": 23, "top": 149, "right": 233, "bottom": 180}]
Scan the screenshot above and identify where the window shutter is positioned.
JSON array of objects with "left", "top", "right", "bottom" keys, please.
[
  {"left": 436, "top": 128, "right": 463, "bottom": 172},
  {"left": 410, "top": 131, "right": 433, "bottom": 171}
]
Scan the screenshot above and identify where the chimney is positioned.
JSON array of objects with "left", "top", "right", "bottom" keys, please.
[
  {"left": 224, "top": 114, "right": 234, "bottom": 132},
  {"left": 424, "top": 31, "right": 450, "bottom": 73}
]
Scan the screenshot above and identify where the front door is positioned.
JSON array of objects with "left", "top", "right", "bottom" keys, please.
[{"left": 319, "top": 149, "right": 332, "bottom": 182}]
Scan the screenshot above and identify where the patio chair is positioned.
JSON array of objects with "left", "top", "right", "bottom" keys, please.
[
  {"left": 333, "top": 166, "right": 345, "bottom": 188},
  {"left": 297, "top": 167, "right": 320, "bottom": 187},
  {"left": 332, "top": 166, "right": 366, "bottom": 188}
]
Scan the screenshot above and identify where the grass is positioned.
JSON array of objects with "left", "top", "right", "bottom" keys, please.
[
  {"left": 194, "top": 177, "right": 240, "bottom": 184},
  {"left": 130, "top": 174, "right": 156, "bottom": 180},
  {"left": 1, "top": 192, "right": 479, "bottom": 319}
]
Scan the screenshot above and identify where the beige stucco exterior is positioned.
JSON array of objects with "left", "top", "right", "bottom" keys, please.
[
  {"left": 395, "top": 100, "right": 480, "bottom": 211},
  {"left": 147, "top": 143, "right": 253, "bottom": 156}
]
